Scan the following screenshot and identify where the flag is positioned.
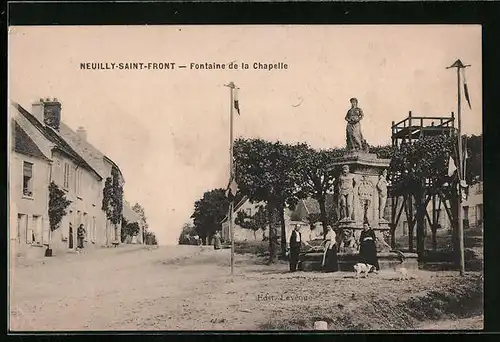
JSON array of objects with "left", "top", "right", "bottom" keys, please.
[
  {"left": 233, "top": 87, "right": 240, "bottom": 115},
  {"left": 225, "top": 176, "right": 238, "bottom": 198},
  {"left": 447, "top": 156, "right": 457, "bottom": 177},
  {"left": 462, "top": 68, "right": 472, "bottom": 109}
]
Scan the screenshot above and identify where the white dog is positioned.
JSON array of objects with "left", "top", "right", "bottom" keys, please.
[
  {"left": 353, "top": 263, "right": 376, "bottom": 278},
  {"left": 397, "top": 267, "right": 409, "bottom": 281}
]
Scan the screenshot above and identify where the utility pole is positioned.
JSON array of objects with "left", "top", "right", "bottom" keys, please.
[
  {"left": 224, "top": 82, "right": 236, "bottom": 276},
  {"left": 447, "top": 59, "right": 470, "bottom": 276}
]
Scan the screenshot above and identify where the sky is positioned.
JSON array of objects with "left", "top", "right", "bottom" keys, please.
[{"left": 8, "top": 25, "right": 482, "bottom": 245}]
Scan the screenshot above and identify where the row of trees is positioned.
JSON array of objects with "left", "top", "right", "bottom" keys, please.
[
  {"left": 186, "top": 134, "right": 482, "bottom": 263},
  {"left": 47, "top": 169, "right": 157, "bottom": 247}
]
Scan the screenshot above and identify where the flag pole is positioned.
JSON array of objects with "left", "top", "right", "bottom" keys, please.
[
  {"left": 224, "top": 81, "right": 236, "bottom": 276},
  {"left": 447, "top": 59, "right": 470, "bottom": 276}
]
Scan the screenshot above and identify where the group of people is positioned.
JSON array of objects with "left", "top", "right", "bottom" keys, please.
[{"left": 288, "top": 223, "right": 380, "bottom": 273}]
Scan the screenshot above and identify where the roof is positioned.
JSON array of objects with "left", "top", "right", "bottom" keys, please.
[
  {"left": 15, "top": 102, "right": 103, "bottom": 181},
  {"left": 300, "top": 194, "right": 335, "bottom": 215},
  {"left": 220, "top": 196, "right": 250, "bottom": 224},
  {"left": 58, "top": 122, "right": 109, "bottom": 177},
  {"left": 13, "top": 120, "right": 51, "bottom": 162}
]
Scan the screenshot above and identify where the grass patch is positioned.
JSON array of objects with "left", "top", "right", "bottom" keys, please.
[
  {"left": 260, "top": 273, "right": 483, "bottom": 330},
  {"left": 234, "top": 241, "right": 269, "bottom": 256}
]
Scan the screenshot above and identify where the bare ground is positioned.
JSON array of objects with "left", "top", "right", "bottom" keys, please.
[{"left": 9, "top": 245, "right": 483, "bottom": 331}]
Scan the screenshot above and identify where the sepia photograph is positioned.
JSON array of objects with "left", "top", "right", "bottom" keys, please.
[{"left": 8, "top": 24, "right": 483, "bottom": 331}]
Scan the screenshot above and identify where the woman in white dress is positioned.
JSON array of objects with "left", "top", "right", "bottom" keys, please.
[{"left": 322, "top": 226, "right": 339, "bottom": 272}]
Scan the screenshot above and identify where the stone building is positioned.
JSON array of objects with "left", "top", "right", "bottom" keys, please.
[{"left": 10, "top": 98, "right": 131, "bottom": 257}]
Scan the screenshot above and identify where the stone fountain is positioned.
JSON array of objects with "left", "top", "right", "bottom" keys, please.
[{"left": 298, "top": 98, "right": 417, "bottom": 272}]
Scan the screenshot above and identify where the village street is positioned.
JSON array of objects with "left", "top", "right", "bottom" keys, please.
[{"left": 10, "top": 245, "right": 483, "bottom": 331}]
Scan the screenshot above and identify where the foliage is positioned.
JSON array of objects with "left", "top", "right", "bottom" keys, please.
[
  {"left": 306, "top": 213, "right": 322, "bottom": 228},
  {"left": 294, "top": 145, "right": 343, "bottom": 236},
  {"left": 144, "top": 231, "right": 158, "bottom": 245},
  {"left": 132, "top": 202, "right": 149, "bottom": 234},
  {"left": 121, "top": 217, "right": 140, "bottom": 242},
  {"left": 234, "top": 204, "right": 269, "bottom": 234},
  {"left": 191, "top": 188, "right": 230, "bottom": 242},
  {"left": 178, "top": 223, "right": 198, "bottom": 245},
  {"left": 48, "top": 181, "right": 72, "bottom": 232},
  {"left": 390, "top": 135, "right": 455, "bottom": 196},
  {"left": 102, "top": 167, "right": 124, "bottom": 225},
  {"left": 369, "top": 145, "right": 395, "bottom": 159},
  {"left": 464, "top": 134, "right": 482, "bottom": 185},
  {"left": 233, "top": 138, "right": 305, "bottom": 261}
]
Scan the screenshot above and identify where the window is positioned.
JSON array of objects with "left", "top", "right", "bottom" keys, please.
[
  {"left": 63, "top": 162, "right": 70, "bottom": 189},
  {"left": 22, "top": 162, "right": 33, "bottom": 197}
]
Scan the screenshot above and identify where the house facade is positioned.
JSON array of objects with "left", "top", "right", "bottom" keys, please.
[
  {"left": 220, "top": 196, "right": 330, "bottom": 243},
  {"left": 462, "top": 182, "right": 483, "bottom": 230},
  {"left": 10, "top": 98, "right": 131, "bottom": 257},
  {"left": 221, "top": 197, "right": 269, "bottom": 242},
  {"left": 10, "top": 116, "right": 52, "bottom": 258}
]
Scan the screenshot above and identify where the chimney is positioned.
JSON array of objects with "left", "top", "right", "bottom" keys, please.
[
  {"left": 76, "top": 126, "right": 87, "bottom": 141},
  {"left": 31, "top": 98, "right": 45, "bottom": 123},
  {"left": 43, "top": 98, "right": 62, "bottom": 130}
]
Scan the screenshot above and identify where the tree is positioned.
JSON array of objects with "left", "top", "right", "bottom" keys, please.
[
  {"left": 464, "top": 134, "right": 482, "bottom": 185},
  {"left": 132, "top": 203, "right": 149, "bottom": 243},
  {"left": 102, "top": 167, "right": 124, "bottom": 243},
  {"left": 295, "top": 146, "right": 345, "bottom": 237},
  {"left": 234, "top": 204, "right": 269, "bottom": 240},
  {"left": 121, "top": 217, "right": 140, "bottom": 243},
  {"left": 48, "top": 182, "right": 72, "bottom": 245},
  {"left": 178, "top": 223, "right": 198, "bottom": 245},
  {"left": 390, "top": 135, "right": 455, "bottom": 260},
  {"left": 144, "top": 231, "right": 158, "bottom": 245},
  {"left": 191, "top": 189, "right": 230, "bottom": 245},
  {"left": 233, "top": 138, "right": 304, "bottom": 262},
  {"left": 369, "top": 144, "right": 395, "bottom": 160}
]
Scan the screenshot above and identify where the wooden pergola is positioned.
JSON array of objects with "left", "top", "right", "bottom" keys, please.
[{"left": 388, "top": 112, "right": 458, "bottom": 255}]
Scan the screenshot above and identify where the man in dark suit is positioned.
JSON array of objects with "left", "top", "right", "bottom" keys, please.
[{"left": 289, "top": 225, "right": 303, "bottom": 272}]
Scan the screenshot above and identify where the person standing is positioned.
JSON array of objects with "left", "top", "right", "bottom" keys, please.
[
  {"left": 213, "top": 231, "right": 221, "bottom": 250},
  {"left": 322, "top": 226, "right": 339, "bottom": 272},
  {"left": 288, "top": 225, "right": 303, "bottom": 272},
  {"left": 77, "top": 224, "right": 86, "bottom": 249},
  {"left": 359, "top": 223, "right": 380, "bottom": 272}
]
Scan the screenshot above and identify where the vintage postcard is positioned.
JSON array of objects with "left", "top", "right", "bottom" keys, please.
[{"left": 8, "top": 25, "right": 482, "bottom": 331}]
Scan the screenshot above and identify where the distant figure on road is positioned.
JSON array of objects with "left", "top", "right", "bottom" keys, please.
[
  {"left": 213, "top": 231, "right": 221, "bottom": 250},
  {"left": 359, "top": 223, "right": 379, "bottom": 272},
  {"left": 77, "top": 224, "right": 86, "bottom": 249}
]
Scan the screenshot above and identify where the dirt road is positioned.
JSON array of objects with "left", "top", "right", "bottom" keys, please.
[{"left": 9, "top": 245, "right": 483, "bottom": 331}]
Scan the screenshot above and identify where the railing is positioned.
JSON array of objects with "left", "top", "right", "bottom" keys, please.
[{"left": 392, "top": 112, "right": 456, "bottom": 136}]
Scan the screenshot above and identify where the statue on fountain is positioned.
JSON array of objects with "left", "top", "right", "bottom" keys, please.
[
  {"left": 345, "top": 97, "right": 369, "bottom": 153},
  {"left": 338, "top": 165, "right": 355, "bottom": 221},
  {"left": 358, "top": 176, "right": 374, "bottom": 224},
  {"left": 377, "top": 169, "right": 389, "bottom": 221}
]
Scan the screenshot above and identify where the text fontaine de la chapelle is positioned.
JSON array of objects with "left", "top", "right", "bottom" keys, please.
[{"left": 80, "top": 61, "right": 288, "bottom": 71}]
